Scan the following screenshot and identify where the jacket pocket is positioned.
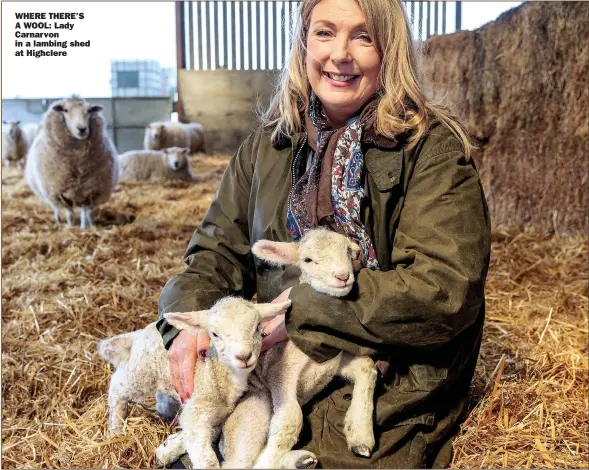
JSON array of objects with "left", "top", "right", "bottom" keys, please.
[{"left": 364, "top": 148, "right": 404, "bottom": 192}]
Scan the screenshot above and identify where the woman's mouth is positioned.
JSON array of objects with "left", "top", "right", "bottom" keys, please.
[{"left": 323, "top": 71, "right": 359, "bottom": 87}]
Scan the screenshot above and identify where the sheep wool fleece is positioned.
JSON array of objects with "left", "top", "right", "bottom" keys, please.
[{"left": 157, "top": 121, "right": 491, "bottom": 468}]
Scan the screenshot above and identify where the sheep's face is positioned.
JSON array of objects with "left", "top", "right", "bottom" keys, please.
[
  {"left": 252, "top": 229, "right": 361, "bottom": 297},
  {"left": 164, "top": 147, "right": 189, "bottom": 171},
  {"left": 3, "top": 121, "right": 22, "bottom": 140},
  {"left": 149, "top": 124, "right": 165, "bottom": 142},
  {"left": 164, "top": 297, "right": 291, "bottom": 372},
  {"left": 52, "top": 99, "right": 102, "bottom": 140}
]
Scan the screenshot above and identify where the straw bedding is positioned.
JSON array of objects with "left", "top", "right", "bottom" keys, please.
[{"left": 2, "top": 155, "right": 587, "bottom": 468}]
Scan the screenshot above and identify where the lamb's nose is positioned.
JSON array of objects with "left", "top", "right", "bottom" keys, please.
[
  {"left": 78, "top": 126, "right": 87, "bottom": 133},
  {"left": 334, "top": 272, "right": 350, "bottom": 282},
  {"left": 235, "top": 352, "right": 252, "bottom": 363},
  {"left": 174, "top": 162, "right": 179, "bottom": 169}
]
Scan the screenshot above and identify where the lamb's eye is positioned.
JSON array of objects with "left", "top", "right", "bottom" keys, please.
[
  {"left": 304, "top": 257, "right": 313, "bottom": 263},
  {"left": 63, "top": 109, "right": 68, "bottom": 113},
  {"left": 210, "top": 332, "right": 218, "bottom": 339}
]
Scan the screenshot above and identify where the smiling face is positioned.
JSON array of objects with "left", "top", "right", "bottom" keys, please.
[{"left": 305, "top": 0, "right": 381, "bottom": 127}]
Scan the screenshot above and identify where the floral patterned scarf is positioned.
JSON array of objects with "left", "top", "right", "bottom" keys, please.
[{"left": 286, "top": 92, "right": 388, "bottom": 269}]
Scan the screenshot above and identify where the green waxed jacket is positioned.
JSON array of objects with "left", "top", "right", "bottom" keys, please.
[{"left": 157, "top": 121, "right": 491, "bottom": 468}]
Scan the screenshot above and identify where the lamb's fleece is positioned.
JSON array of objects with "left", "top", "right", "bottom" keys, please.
[
  {"left": 2, "top": 120, "right": 28, "bottom": 168},
  {"left": 119, "top": 147, "right": 193, "bottom": 182},
  {"left": 143, "top": 121, "right": 190, "bottom": 151}
]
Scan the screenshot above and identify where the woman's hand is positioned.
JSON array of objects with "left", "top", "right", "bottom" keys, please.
[
  {"left": 167, "top": 328, "right": 210, "bottom": 403},
  {"left": 261, "top": 287, "right": 292, "bottom": 352}
]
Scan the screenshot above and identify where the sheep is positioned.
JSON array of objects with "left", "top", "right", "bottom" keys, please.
[
  {"left": 183, "top": 122, "right": 206, "bottom": 154},
  {"left": 144, "top": 121, "right": 206, "bottom": 154},
  {"left": 22, "top": 122, "right": 40, "bottom": 145},
  {"left": 24, "top": 95, "right": 119, "bottom": 229},
  {"left": 143, "top": 121, "right": 190, "bottom": 151},
  {"left": 2, "top": 120, "right": 28, "bottom": 169},
  {"left": 99, "top": 297, "right": 291, "bottom": 469},
  {"left": 97, "top": 322, "right": 180, "bottom": 437},
  {"left": 119, "top": 147, "right": 193, "bottom": 182},
  {"left": 157, "top": 229, "right": 378, "bottom": 469},
  {"left": 249, "top": 228, "right": 379, "bottom": 469}
]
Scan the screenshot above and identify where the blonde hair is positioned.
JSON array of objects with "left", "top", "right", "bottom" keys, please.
[{"left": 260, "top": 0, "right": 473, "bottom": 157}]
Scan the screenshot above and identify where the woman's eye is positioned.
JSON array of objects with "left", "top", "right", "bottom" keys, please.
[
  {"left": 357, "top": 33, "right": 372, "bottom": 43},
  {"left": 315, "top": 29, "right": 331, "bottom": 37}
]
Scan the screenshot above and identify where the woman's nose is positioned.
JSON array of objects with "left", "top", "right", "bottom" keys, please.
[{"left": 330, "top": 38, "right": 353, "bottom": 64}]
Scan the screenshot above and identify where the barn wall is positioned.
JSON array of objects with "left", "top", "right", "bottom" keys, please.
[{"left": 178, "top": 69, "right": 280, "bottom": 153}]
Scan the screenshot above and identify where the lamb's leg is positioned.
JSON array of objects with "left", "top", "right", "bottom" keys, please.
[
  {"left": 253, "top": 387, "right": 302, "bottom": 469},
  {"left": 181, "top": 404, "right": 228, "bottom": 469},
  {"left": 155, "top": 432, "right": 186, "bottom": 467},
  {"left": 107, "top": 393, "right": 129, "bottom": 438},
  {"left": 337, "top": 355, "right": 378, "bottom": 458},
  {"left": 221, "top": 386, "right": 271, "bottom": 468},
  {"left": 279, "top": 450, "right": 318, "bottom": 469},
  {"left": 80, "top": 206, "right": 94, "bottom": 229}
]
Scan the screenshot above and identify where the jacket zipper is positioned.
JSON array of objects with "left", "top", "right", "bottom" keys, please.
[{"left": 287, "top": 133, "right": 308, "bottom": 217}]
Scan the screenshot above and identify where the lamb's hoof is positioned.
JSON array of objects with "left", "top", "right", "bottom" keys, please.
[
  {"left": 351, "top": 444, "right": 372, "bottom": 458},
  {"left": 295, "top": 455, "right": 318, "bottom": 469},
  {"left": 279, "top": 450, "right": 318, "bottom": 469}
]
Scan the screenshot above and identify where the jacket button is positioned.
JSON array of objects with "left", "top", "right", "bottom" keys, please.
[
  {"left": 388, "top": 170, "right": 396, "bottom": 180},
  {"left": 343, "top": 393, "right": 353, "bottom": 401}
]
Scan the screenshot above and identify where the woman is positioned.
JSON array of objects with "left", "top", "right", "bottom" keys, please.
[{"left": 157, "top": 0, "right": 491, "bottom": 467}]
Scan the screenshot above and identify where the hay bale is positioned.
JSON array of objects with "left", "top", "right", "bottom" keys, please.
[{"left": 422, "top": 2, "right": 588, "bottom": 235}]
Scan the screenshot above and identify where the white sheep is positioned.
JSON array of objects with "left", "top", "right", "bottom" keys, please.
[
  {"left": 143, "top": 121, "right": 206, "bottom": 154},
  {"left": 24, "top": 95, "right": 119, "bottom": 229},
  {"left": 22, "top": 122, "right": 40, "bottom": 145},
  {"left": 250, "top": 229, "right": 379, "bottom": 468},
  {"left": 183, "top": 122, "right": 207, "bottom": 154},
  {"left": 97, "top": 322, "right": 180, "bottom": 437},
  {"left": 143, "top": 121, "right": 190, "bottom": 151},
  {"left": 158, "top": 229, "right": 378, "bottom": 469},
  {"left": 119, "top": 147, "right": 194, "bottom": 182},
  {"left": 99, "top": 297, "right": 291, "bottom": 469},
  {"left": 2, "top": 120, "right": 28, "bottom": 169}
]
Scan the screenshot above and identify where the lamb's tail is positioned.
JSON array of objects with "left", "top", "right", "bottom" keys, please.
[{"left": 98, "top": 333, "right": 134, "bottom": 368}]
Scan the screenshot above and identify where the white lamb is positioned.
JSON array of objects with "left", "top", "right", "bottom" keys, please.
[
  {"left": 119, "top": 147, "right": 194, "bottom": 182},
  {"left": 98, "top": 322, "right": 180, "bottom": 437},
  {"left": 2, "top": 120, "right": 28, "bottom": 169},
  {"left": 158, "top": 229, "right": 379, "bottom": 469},
  {"left": 251, "top": 229, "right": 379, "bottom": 468},
  {"left": 99, "top": 297, "right": 291, "bottom": 469},
  {"left": 24, "top": 95, "right": 119, "bottom": 229}
]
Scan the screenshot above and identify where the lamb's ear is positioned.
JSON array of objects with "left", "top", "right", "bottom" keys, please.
[
  {"left": 347, "top": 239, "right": 361, "bottom": 260},
  {"left": 252, "top": 240, "right": 299, "bottom": 265},
  {"left": 15, "top": 121, "right": 20, "bottom": 126},
  {"left": 255, "top": 300, "right": 292, "bottom": 320},
  {"left": 2, "top": 121, "right": 7, "bottom": 125},
  {"left": 161, "top": 148, "right": 168, "bottom": 154},
  {"left": 164, "top": 310, "right": 209, "bottom": 332},
  {"left": 98, "top": 334, "right": 134, "bottom": 368},
  {"left": 52, "top": 104, "right": 65, "bottom": 112},
  {"left": 89, "top": 105, "right": 103, "bottom": 113},
  {"left": 182, "top": 148, "right": 189, "bottom": 156}
]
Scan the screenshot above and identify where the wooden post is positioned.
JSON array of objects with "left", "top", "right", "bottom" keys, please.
[{"left": 175, "top": 1, "right": 186, "bottom": 121}]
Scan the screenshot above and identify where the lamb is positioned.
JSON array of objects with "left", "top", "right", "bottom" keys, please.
[
  {"left": 98, "top": 322, "right": 180, "bottom": 437},
  {"left": 2, "top": 120, "right": 28, "bottom": 169},
  {"left": 158, "top": 229, "right": 379, "bottom": 469},
  {"left": 99, "top": 297, "right": 291, "bottom": 469},
  {"left": 119, "top": 147, "right": 194, "bottom": 182},
  {"left": 24, "top": 95, "right": 119, "bottom": 229},
  {"left": 250, "top": 229, "right": 379, "bottom": 468}
]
